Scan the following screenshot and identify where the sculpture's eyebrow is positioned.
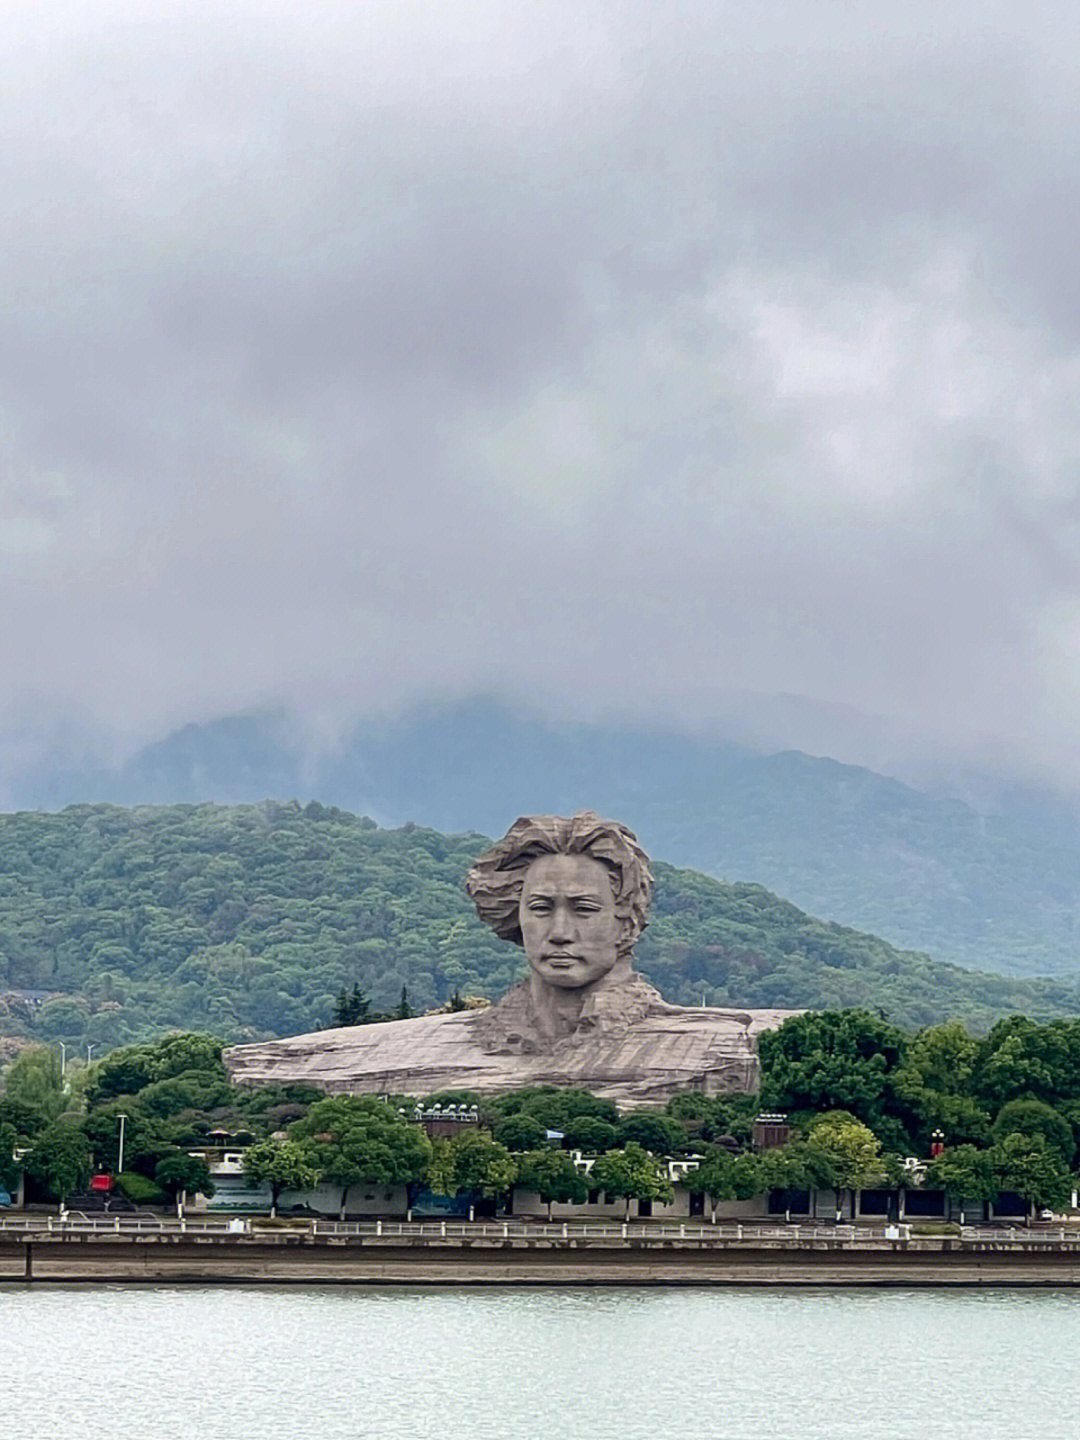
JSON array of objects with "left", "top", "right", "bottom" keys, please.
[{"left": 525, "top": 886, "right": 605, "bottom": 901}]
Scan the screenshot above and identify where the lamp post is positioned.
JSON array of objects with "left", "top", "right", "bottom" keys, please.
[
  {"left": 86, "top": 1043, "right": 96, "bottom": 1064},
  {"left": 57, "top": 1041, "right": 66, "bottom": 1078},
  {"left": 117, "top": 1113, "right": 128, "bottom": 1175}
]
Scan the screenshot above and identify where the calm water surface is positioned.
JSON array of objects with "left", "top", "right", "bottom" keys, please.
[{"left": 3, "top": 1285, "right": 1077, "bottom": 1438}]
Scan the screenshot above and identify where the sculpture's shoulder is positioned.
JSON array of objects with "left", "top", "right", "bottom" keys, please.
[
  {"left": 224, "top": 1009, "right": 486, "bottom": 1091},
  {"left": 639, "top": 1002, "right": 803, "bottom": 1033},
  {"left": 221, "top": 988, "right": 803, "bottom": 1109}
]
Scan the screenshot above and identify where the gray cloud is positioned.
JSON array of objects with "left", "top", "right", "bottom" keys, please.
[{"left": 4, "top": 0, "right": 1080, "bottom": 787}]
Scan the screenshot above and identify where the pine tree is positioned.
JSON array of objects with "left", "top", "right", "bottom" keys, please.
[
  {"left": 332, "top": 983, "right": 372, "bottom": 1027},
  {"left": 394, "top": 985, "right": 414, "bottom": 1020}
]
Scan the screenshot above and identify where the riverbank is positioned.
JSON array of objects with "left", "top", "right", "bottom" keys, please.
[{"left": 5, "top": 1217, "right": 1080, "bottom": 1285}]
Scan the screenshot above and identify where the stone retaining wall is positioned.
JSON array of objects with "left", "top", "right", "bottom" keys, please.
[{"left": 6, "top": 1233, "right": 1080, "bottom": 1285}]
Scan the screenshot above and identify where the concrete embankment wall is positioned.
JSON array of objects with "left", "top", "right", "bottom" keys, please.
[{"left": 6, "top": 1237, "right": 1080, "bottom": 1285}]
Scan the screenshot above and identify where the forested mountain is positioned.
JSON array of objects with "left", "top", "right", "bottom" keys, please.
[
  {"left": 2, "top": 802, "right": 1079, "bottom": 1054},
  {"left": 11, "top": 699, "right": 1080, "bottom": 978}
]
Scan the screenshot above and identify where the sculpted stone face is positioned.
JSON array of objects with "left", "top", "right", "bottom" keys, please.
[{"left": 518, "top": 852, "right": 622, "bottom": 991}]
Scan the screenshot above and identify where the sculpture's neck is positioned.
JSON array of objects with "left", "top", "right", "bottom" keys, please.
[{"left": 527, "top": 958, "right": 634, "bottom": 1042}]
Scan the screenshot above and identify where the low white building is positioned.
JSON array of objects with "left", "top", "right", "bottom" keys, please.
[{"left": 187, "top": 1148, "right": 410, "bottom": 1216}]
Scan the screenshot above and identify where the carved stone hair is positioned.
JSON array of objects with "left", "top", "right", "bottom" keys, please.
[{"left": 465, "top": 811, "right": 654, "bottom": 957}]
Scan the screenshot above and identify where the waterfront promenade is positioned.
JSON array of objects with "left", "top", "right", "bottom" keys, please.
[{"left": 4, "top": 1214, "right": 1080, "bottom": 1284}]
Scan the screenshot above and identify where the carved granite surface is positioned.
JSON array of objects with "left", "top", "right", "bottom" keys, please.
[
  {"left": 225, "top": 984, "right": 797, "bottom": 1107},
  {"left": 224, "top": 812, "right": 800, "bottom": 1107}
]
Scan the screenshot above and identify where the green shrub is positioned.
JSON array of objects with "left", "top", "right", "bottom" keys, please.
[{"left": 113, "top": 1171, "right": 165, "bottom": 1205}]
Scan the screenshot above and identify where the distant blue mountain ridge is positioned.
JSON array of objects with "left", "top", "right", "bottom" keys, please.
[{"left": 11, "top": 698, "right": 1080, "bottom": 980}]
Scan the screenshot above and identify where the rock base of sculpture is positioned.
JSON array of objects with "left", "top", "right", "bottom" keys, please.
[{"left": 224, "top": 981, "right": 798, "bottom": 1108}]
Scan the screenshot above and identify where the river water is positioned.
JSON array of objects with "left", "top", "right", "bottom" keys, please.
[{"left": 3, "top": 1284, "right": 1077, "bottom": 1438}]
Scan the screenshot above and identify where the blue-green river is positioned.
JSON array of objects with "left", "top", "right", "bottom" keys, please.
[{"left": 2, "top": 1285, "right": 1076, "bottom": 1438}]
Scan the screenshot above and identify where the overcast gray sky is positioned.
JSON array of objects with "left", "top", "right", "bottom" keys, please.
[{"left": 5, "top": 0, "right": 1080, "bottom": 787}]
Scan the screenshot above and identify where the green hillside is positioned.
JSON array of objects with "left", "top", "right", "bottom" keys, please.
[
  {"left": 21, "top": 700, "right": 1080, "bottom": 978},
  {"left": 1, "top": 801, "right": 1079, "bottom": 1052}
]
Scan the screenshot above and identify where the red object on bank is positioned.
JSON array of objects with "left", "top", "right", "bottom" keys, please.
[{"left": 90, "top": 1173, "right": 114, "bottom": 1192}]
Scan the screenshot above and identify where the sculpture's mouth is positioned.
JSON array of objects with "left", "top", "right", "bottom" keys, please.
[{"left": 542, "top": 954, "right": 582, "bottom": 966}]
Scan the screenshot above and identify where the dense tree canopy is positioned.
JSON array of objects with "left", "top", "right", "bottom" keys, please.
[
  {"left": 805, "top": 1112, "right": 883, "bottom": 1198},
  {"left": 25, "top": 1122, "right": 93, "bottom": 1201},
  {"left": 426, "top": 1130, "right": 516, "bottom": 1217},
  {"left": 3, "top": 1047, "right": 68, "bottom": 1122},
  {"left": 924, "top": 1145, "right": 999, "bottom": 1208},
  {"left": 589, "top": 1143, "right": 675, "bottom": 1218},
  {"left": 242, "top": 1138, "right": 321, "bottom": 1215},
  {"left": 512, "top": 1149, "right": 588, "bottom": 1219},
  {"left": 289, "top": 1096, "right": 433, "bottom": 1218},
  {"left": 758, "top": 1009, "right": 909, "bottom": 1140},
  {"left": 990, "top": 1132, "right": 1073, "bottom": 1211},
  {"left": 5, "top": 1005, "right": 1080, "bottom": 1219},
  {"left": 0, "top": 1123, "right": 20, "bottom": 1193},
  {"left": 492, "top": 1113, "right": 550, "bottom": 1152},
  {"left": 154, "top": 1151, "right": 215, "bottom": 1207}
]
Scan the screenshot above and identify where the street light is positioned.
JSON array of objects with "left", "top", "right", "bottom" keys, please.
[
  {"left": 86, "top": 1043, "right": 97, "bottom": 1064},
  {"left": 117, "top": 1113, "right": 128, "bottom": 1175}
]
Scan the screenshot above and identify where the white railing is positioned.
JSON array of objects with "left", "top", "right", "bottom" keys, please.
[{"left": 2, "top": 1214, "right": 1078, "bottom": 1247}]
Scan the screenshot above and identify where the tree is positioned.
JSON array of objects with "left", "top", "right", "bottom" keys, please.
[
  {"left": 991, "top": 1132, "right": 1073, "bottom": 1214},
  {"left": 758, "top": 1010, "right": 908, "bottom": 1137},
  {"left": 0, "top": 1123, "right": 20, "bottom": 1194},
  {"left": 486, "top": 1087, "right": 619, "bottom": 1133},
  {"left": 87, "top": 1046, "right": 158, "bottom": 1105},
  {"left": 514, "top": 1149, "right": 588, "bottom": 1219},
  {"left": 3, "top": 1047, "right": 68, "bottom": 1122},
  {"left": 991, "top": 1099, "right": 1075, "bottom": 1165},
  {"left": 80, "top": 1103, "right": 172, "bottom": 1178},
  {"left": 426, "top": 1130, "right": 517, "bottom": 1220},
  {"left": 135, "top": 1070, "right": 232, "bottom": 1119},
  {"left": 85, "top": 1034, "right": 227, "bottom": 1108},
  {"left": 616, "top": 1112, "right": 688, "bottom": 1155},
  {"left": 665, "top": 1092, "right": 712, "bottom": 1122},
  {"left": 752, "top": 1141, "right": 842, "bottom": 1221},
  {"left": 806, "top": 1112, "right": 883, "bottom": 1218},
  {"left": 154, "top": 1151, "right": 216, "bottom": 1214},
  {"left": 973, "top": 1016, "right": 1080, "bottom": 1113},
  {"left": 290, "top": 1096, "right": 432, "bottom": 1219},
  {"left": 924, "top": 1144, "right": 998, "bottom": 1221},
  {"left": 25, "top": 1122, "right": 93, "bottom": 1205},
  {"left": 332, "top": 984, "right": 371, "bottom": 1027},
  {"left": 243, "top": 1138, "right": 321, "bottom": 1216},
  {"left": 561, "top": 1116, "right": 618, "bottom": 1153},
  {"left": 682, "top": 1147, "right": 763, "bottom": 1222},
  {"left": 589, "top": 1142, "right": 674, "bottom": 1219},
  {"left": 662, "top": 1092, "right": 759, "bottom": 1146},
  {"left": 493, "top": 1113, "right": 550, "bottom": 1153},
  {"left": 150, "top": 1034, "right": 226, "bottom": 1082},
  {"left": 393, "top": 986, "right": 414, "bottom": 1021},
  {"left": 891, "top": 1021, "right": 990, "bottom": 1146},
  {"left": 0, "top": 1096, "right": 47, "bottom": 1144}
]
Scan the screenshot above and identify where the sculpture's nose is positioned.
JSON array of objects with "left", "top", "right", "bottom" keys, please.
[{"left": 547, "top": 904, "right": 575, "bottom": 943}]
